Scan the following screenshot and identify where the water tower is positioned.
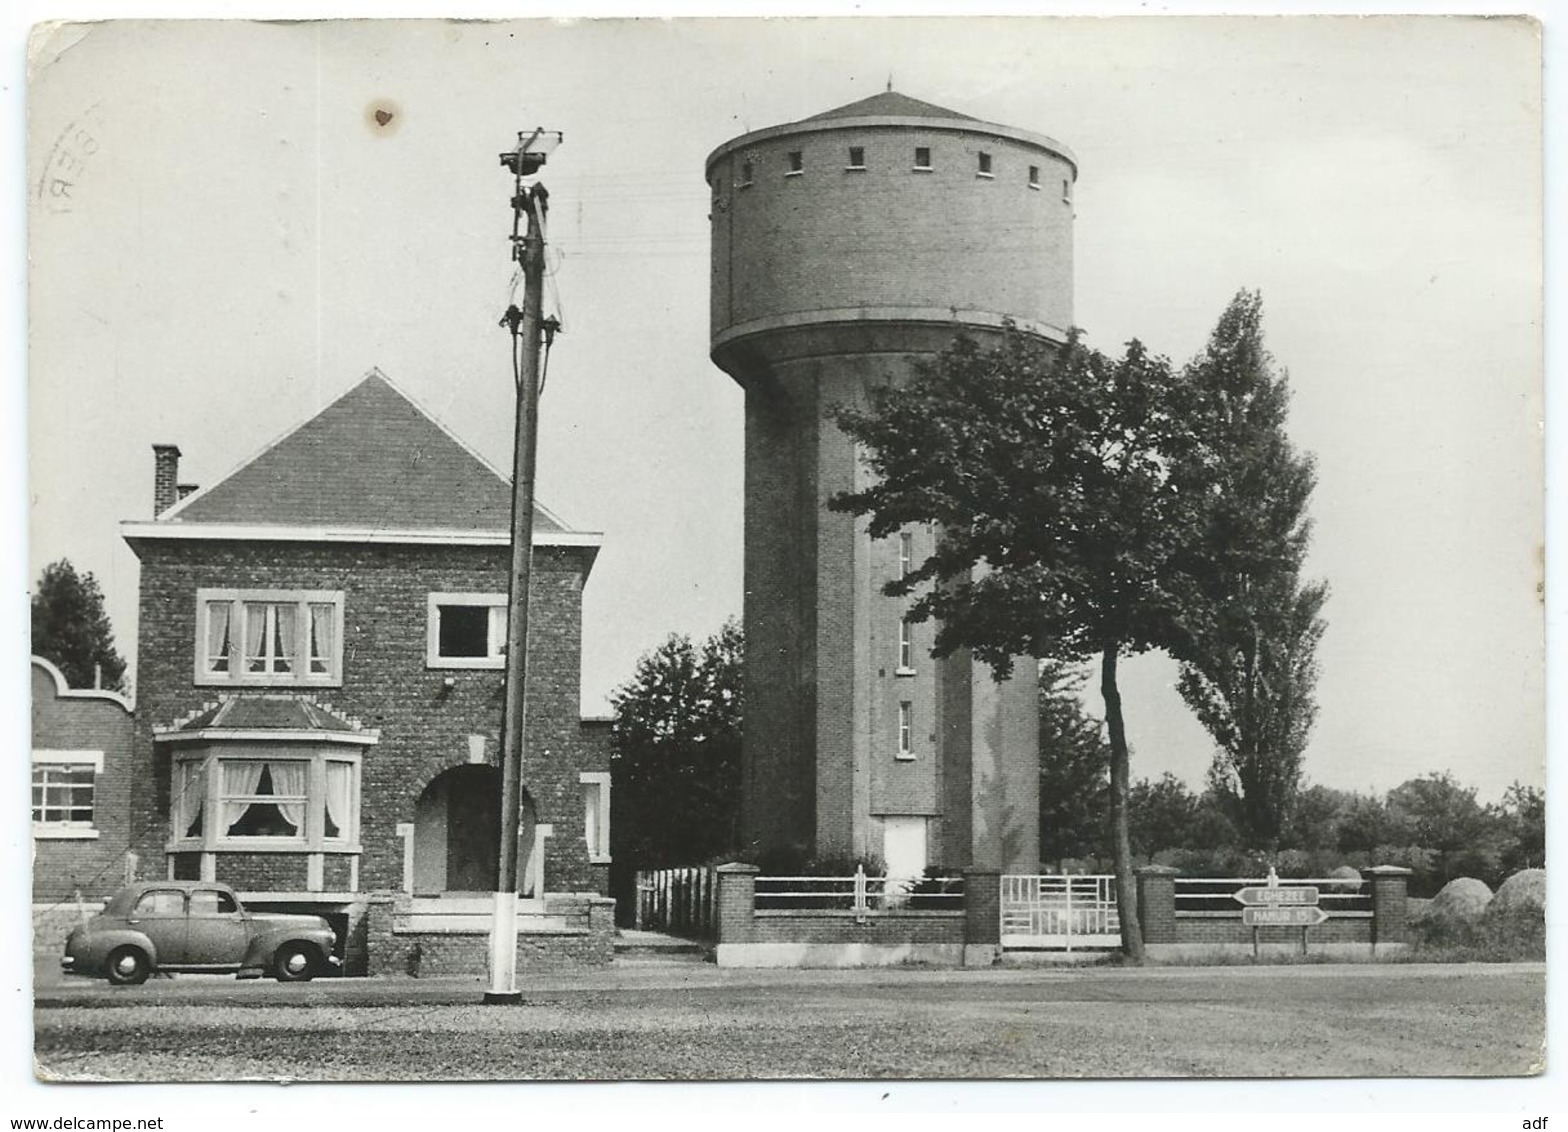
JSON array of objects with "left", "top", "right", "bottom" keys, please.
[{"left": 707, "top": 91, "right": 1076, "bottom": 874}]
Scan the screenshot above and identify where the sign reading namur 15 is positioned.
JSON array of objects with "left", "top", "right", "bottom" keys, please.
[
  {"left": 1233, "top": 885, "right": 1328, "bottom": 928},
  {"left": 1241, "top": 905, "right": 1330, "bottom": 927}
]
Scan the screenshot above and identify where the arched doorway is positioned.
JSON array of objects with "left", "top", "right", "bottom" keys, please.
[{"left": 411, "top": 766, "right": 538, "bottom": 895}]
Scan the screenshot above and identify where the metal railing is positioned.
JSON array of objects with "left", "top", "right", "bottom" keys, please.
[
  {"left": 1000, "top": 874, "right": 1121, "bottom": 950},
  {"left": 755, "top": 865, "right": 964, "bottom": 923},
  {"left": 1172, "top": 875, "right": 1372, "bottom": 919}
]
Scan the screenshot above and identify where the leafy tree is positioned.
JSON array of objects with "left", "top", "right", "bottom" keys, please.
[
  {"left": 1172, "top": 292, "right": 1327, "bottom": 849},
  {"left": 1335, "top": 791, "right": 1389, "bottom": 854},
  {"left": 31, "top": 559, "right": 127, "bottom": 693},
  {"left": 1284, "top": 783, "right": 1356, "bottom": 852},
  {"left": 1497, "top": 782, "right": 1545, "bottom": 872},
  {"left": 1383, "top": 771, "right": 1500, "bottom": 886},
  {"left": 1383, "top": 772, "right": 1488, "bottom": 852},
  {"left": 1128, "top": 773, "right": 1200, "bottom": 861},
  {"left": 1037, "top": 661, "right": 1110, "bottom": 869},
  {"left": 830, "top": 328, "right": 1217, "bottom": 959},
  {"left": 1188, "top": 785, "right": 1242, "bottom": 852},
  {"left": 609, "top": 620, "right": 743, "bottom": 869}
]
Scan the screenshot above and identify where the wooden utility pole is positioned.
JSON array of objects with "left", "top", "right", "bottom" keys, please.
[{"left": 485, "top": 129, "right": 561, "bottom": 1005}]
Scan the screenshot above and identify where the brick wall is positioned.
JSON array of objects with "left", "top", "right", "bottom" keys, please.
[
  {"left": 1171, "top": 918, "right": 1372, "bottom": 946},
  {"left": 322, "top": 854, "right": 355, "bottom": 892},
  {"left": 31, "top": 662, "right": 136, "bottom": 902},
  {"left": 130, "top": 538, "right": 605, "bottom": 898},
  {"left": 363, "top": 892, "right": 614, "bottom": 976},
  {"left": 750, "top": 911, "right": 965, "bottom": 945},
  {"left": 214, "top": 852, "right": 310, "bottom": 891}
]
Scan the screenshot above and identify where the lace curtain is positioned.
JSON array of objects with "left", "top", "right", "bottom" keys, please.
[
  {"left": 323, "top": 761, "right": 353, "bottom": 840},
  {"left": 178, "top": 759, "right": 207, "bottom": 837},
  {"left": 309, "top": 603, "right": 334, "bottom": 674},
  {"left": 268, "top": 760, "right": 307, "bottom": 831},
  {"left": 205, "top": 602, "right": 232, "bottom": 672},
  {"left": 221, "top": 760, "right": 267, "bottom": 829}
]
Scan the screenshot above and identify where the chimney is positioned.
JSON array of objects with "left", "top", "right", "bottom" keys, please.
[
  {"left": 177, "top": 483, "right": 199, "bottom": 501},
  {"left": 152, "top": 444, "right": 182, "bottom": 516}
]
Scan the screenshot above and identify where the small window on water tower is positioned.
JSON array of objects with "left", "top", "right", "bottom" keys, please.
[
  {"left": 897, "top": 702, "right": 914, "bottom": 759},
  {"left": 739, "top": 161, "right": 754, "bottom": 188},
  {"left": 786, "top": 150, "right": 803, "bottom": 176},
  {"left": 913, "top": 146, "right": 932, "bottom": 171},
  {"left": 1028, "top": 165, "right": 1041, "bottom": 190},
  {"left": 847, "top": 146, "right": 866, "bottom": 170},
  {"left": 1063, "top": 178, "right": 1073, "bottom": 203},
  {"left": 977, "top": 152, "right": 993, "bottom": 178}
]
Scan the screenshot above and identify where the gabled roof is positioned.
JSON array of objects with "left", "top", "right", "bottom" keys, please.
[
  {"left": 162, "top": 370, "right": 563, "bottom": 534},
  {"left": 804, "top": 90, "right": 978, "bottom": 123}
]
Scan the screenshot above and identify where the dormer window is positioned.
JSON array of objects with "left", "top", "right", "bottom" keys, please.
[
  {"left": 786, "top": 150, "right": 803, "bottom": 176},
  {"left": 977, "top": 152, "right": 993, "bottom": 178},
  {"left": 847, "top": 146, "right": 866, "bottom": 170}
]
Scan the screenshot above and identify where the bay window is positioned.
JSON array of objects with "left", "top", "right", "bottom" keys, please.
[
  {"left": 171, "top": 749, "right": 362, "bottom": 851},
  {"left": 196, "top": 589, "right": 344, "bottom": 686}
]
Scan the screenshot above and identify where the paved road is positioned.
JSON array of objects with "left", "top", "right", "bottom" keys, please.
[{"left": 33, "top": 962, "right": 1545, "bottom": 1081}]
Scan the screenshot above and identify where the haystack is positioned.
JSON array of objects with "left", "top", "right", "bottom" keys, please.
[
  {"left": 1487, "top": 869, "right": 1545, "bottom": 918},
  {"left": 1424, "top": 876, "right": 1493, "bottom": 924}
]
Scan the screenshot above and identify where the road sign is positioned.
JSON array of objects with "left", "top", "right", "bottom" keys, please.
[
  {"left": 1233, "top": 886, "right": 1319, "bottom": 906},
  {"left": 1242, "top": 905, "right": 1329, "bottom": 927}
]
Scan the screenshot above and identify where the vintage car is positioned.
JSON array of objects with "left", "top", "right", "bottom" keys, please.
[{"left": 61, "top": 880, "right": 341, "bottom": 985}]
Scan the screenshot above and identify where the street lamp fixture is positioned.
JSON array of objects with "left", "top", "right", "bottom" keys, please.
[
  {"left": 499, "top": 128, "right": 563, "bottom": 177},
  {"left": 484, "top": 125, "right": 562, "bottom": 1006}
]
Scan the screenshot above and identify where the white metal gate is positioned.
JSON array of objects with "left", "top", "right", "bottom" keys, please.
[{"left": 1000, "top": 874, "right": 1121, "bottom": 950}]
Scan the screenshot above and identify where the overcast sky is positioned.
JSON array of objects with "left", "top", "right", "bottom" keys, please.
[{"left": 25, "top": 15, "right": 1543, "bottom": 802}]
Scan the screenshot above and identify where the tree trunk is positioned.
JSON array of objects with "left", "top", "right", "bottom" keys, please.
[{"left": 1101, "top": 643, "right": 1145, "bottom": 961}]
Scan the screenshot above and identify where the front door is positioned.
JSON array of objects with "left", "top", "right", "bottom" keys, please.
[
  {"left": 447, "top": 767, "right": 500, "bottom": 891},
  {"left": 882, "top": 816, "right": 929, "bottom": 880}
]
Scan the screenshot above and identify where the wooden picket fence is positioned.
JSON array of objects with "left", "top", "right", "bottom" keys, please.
[{"left": 634, "top": 866, "right": 718, "bottom": 940}]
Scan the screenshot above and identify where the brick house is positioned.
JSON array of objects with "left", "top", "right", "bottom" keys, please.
[
  {"left": 31, "top": 656, "right": 135, "bottom": 903},
  {"left": 119, "top": 370, "right": 614, "bottom": 974}
]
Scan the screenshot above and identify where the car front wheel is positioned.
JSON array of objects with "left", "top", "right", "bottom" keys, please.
[
  {"left": 105, "top": 946, "right": 151, "bottom": 986},
  {"left": 273, "top": 942, "right": 318, "bottom": 983}
]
